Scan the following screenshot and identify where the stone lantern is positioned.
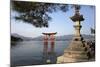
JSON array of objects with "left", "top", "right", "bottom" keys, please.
[{"left": 57, "top": 5, "right": 88, "bottom": 63}]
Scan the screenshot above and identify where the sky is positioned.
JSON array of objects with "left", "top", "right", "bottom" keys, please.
[{"left": 11, "top": 3, "right": 95, "bottom": 38}]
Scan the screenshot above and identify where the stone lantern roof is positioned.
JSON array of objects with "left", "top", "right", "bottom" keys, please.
[
  {"left": 70, "top": 14, "right": 84, "bottom": 22},
  {"left": 70, "top": 5, "right": 84, "bottom": 22}
]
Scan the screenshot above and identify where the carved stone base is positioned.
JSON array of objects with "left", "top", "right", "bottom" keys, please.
[{"left": 57, "top": 38, "right": 89, "bottom": 63}]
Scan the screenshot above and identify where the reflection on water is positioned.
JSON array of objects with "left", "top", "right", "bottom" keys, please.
[
  {"left": 43, "top": 40, "right": 57, "bottom": 64},
  {"left": 11, "top": 41, "right": 70, "bottom": 66}
]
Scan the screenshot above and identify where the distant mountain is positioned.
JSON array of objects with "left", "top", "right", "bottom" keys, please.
[
  {"left": 32, "top": 34, "right": 95, "bottom": 41},
  {"left": 32, "top": 36, "right": 43, "bottom": 41},
  {"left": 32, "top": 35, "right": 73, "bottom": 41},
  {"left": 55, "top": 35, "right": 73, "bottom": 41},
  {"left": 11, "top": 33, "right": 95, "bottom": 41},
  {"left": 57, "top": 34, "right": 94, "bottom": 41},
  {"left": 11, "top": 33, "right": 34, "bottom": 41}
]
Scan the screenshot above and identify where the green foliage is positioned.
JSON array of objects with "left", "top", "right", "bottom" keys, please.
[
  {"left": 91, "top": 28, "right": 95, "bottom": 34},
  {"left": 11, "top": 36, "right": 23, "bottom": 41},
  {"left": 11, "top": 1, "right": 69, "bottom": 27}
]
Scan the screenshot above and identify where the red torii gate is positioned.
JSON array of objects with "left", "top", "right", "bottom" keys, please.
[
  {"left": 42, "top": 32, "right": 57, "bottom": 41},
  {"left": 42, "top": 32, "right": 57, "bottom": 53}
]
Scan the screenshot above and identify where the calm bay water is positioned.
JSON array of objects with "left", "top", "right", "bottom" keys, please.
[{"left": 11, "top": 41, "right": 70, "bottom": 66}]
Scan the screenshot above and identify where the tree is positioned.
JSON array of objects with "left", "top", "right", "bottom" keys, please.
[
  {"left": 91, "top": 28, "right": 95, "bottom": 34},
  {"left": 11, "top": 1, "right": 69, "bottom": 27}
]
